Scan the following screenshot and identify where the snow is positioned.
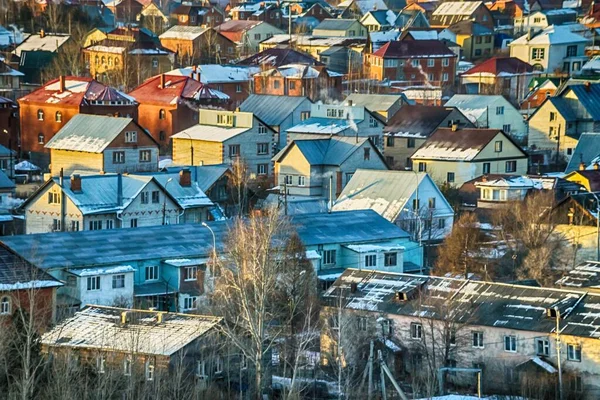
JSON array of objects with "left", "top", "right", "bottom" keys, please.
[
  {"left": 317, "top": 272, "right": 343, "bottom": 281},
  {"left": 305, "top": 250, "right": 321, "bottom": 260},
  {"left": 412, "top": 143, "right": 481, "bottom": 161},
  {"left": 510, "top": 25, "right": 589, "bottom": 46},
  {"left": 45, "top": 79, "right": 89, "bottom": 93},
  {"left": 85, "top": 45, "right": 126, "bottom": 54},
  {"left": 345, "top": 244, "right": 405, "bottom": 252},
  {"left": 168, "top": 65, "right": 259, "bottom": 84},
  {"left": 129, "top": 48, "right": 169, "bottom": 55},
  {"left": 0, "top": 280, "right": 62, "bottom": 291},
  {"left": 163, "top": 258, "right": 208, "bottom": 267},
  {"left": 409, "top": 31, "right": 439, "bottom": 40},
  {"left": 383, "top": 339, "right": 401, "bottom": 352},
  {"left": 531, "top": 356, "right": 557, "bottom": 373},
  {"left": 68, "top": 265, "right": 135, "bottom": 277}
]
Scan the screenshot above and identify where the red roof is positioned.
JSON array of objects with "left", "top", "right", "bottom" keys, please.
[
  {"left": 462, "top": 57, "right": 534, "bottom": 76},
  {"left": 128, "top": 73, "right": 229, "bottom": 105},
  {"left": 372, "top": 40, "right": 455, "bottom": 59},
  {"left": 215, "top": 20, "right": 262, "bottom": 43},
  {"left": 18, "top": 76, "right": 135, "bottom": 107}
]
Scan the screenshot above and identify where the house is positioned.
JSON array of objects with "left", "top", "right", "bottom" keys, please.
[
  {"left": 170, "top": 3, "right": 224, "bottom": 27},
  {"left": 239, "top": 94, "right": 313, "bottom": 149},
  {"left": 445, "top": 95, "right": 528, "bottom": 140},
  {"left": 0, "top": 243, "right": 62, "bottom": 326},
  {"left": 236, "top": 48, "right": 322, "bottom": 68},
  {"left": 556, "top": 260, "right": 600, "bottom": 292},
  {"left": 128, "top": 73, "right": 229, "bottom": 153},
  {"left": 333, "top": 169, "right": 454, "bottom": 242},
  {"left": 272, "top": 136, "right": 388, "bottom": 203},
  {"left": 460, "top": 57, "right": 539, "bottom": 102},
  {"left": 41, "top": 307, "right": 229, "bottom": 387},
  {"left": 215, "top": 20, "right": 283, "bottom": 56},
  {"left": 402, "top": 1, "right": 437, "bottom": 20},
  {"left": 105, "top": 0, "right": 144, "bottom": 23},
  {"left": 430, "top": 1, "right": 494, "bottom": 29},
  {"left": 364, "top": 40, "right": 456, "bottom": 87},
  {"left": 13, "top": 31, "right": 70, "bottom": 58},
  {"left": 0, "top": 143, "right": 16, "bottom": 183},
  {"left": 360, "top": 10, "right": 398, "bottom": 32},
  {"left": 527, "top": 83, "right": 600, "bottom": 164},
  {"left": 259, "top": 34, "right": 368, "bottom": 63},
  {"left": 411, "top": 127, "right": 529, "bottom": 186},
  {"left": 564, "top": 169, "right": 600, "bottom": 192},
  {"left": 0, "top": 97, "right": 18, "bottom": 151},
  {"left": 521, "top": 76, "right": 562, "bottom": 111},
  {"left": 230, "top": 1, "right": 284, "bottom": 28},
  {"left": 138, "top": 3, "right": 169, "bottom": 33},
  {"left": 509, "top": 25, "right": 590, "bottom": 73},
  {"left": 343, "top": 93, "right": 408, "bottom": 122},
  {"left": 312, "top": 18, "right": 368, "bottom": 37},
  {"left": 319, "top": 44, "right": 365, "bottom": 74},
  {"left": 438, "top": 20, "right": 494, "bottom": 61},
  {"left": 253, "top": 64, "right": 343, "bottom": 102},
  {"left": 394, "top": 9, "right": 430, "bottom": 29},
  {"left": 383, "top": 105, "right": 474, "bottom": 170},
  {"left": 172, "top": 109, "right": 276, "bottom": 179},
  {"left": 19, "top": 168, "right": 214, "bottom": 234},
  {"left": 45, "top": 114, "right": 159, "bottom": 176},
  {"left": 321, "top": 269, "right": 600, "bottom": 399},
  {"left": 286, "top": 102, "right": 385, "bottom": 149},
  {"left": 17, "top": 76, "right": 138, "bottom": 168},
  {"left": 0, "top": 59, "right": 24, "bottom": 98},
  {"left": 514, "top": 9, "right": 578, "bottom": 34},
  {"left": 565, "top": 133, "right": 600, "bottom": 173},
  {"left": 159, "top": 26, "right": 236, "bottom": 65}
]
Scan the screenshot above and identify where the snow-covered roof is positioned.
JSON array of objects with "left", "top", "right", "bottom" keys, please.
[
  {"left": 14, "top": 33, "right": 70, "bottom": 57},
  {"left": 42, "top": 306, "right": 222, "bottom": 356},
  {"left": 432, "top": 1, "right": 483, "bottom": 16},
  {"left": 412, "top": 128, "right": 506, "bottom": 161},
  {"left": 159, "top": 26, "right": 210, "bottom": 40},
  {"left": 445, "top": 94, "right": 509, "bottom": 123},
  {"left": 344, "top": 244, "right": 406, "bottom": 252},
  {"left": 67, "top": 265, "right": 135, "bottom": 277},
  {"left": 474, "top": 175, "right": 543, "bottom": 189},
  {"left": 172, "top": 124, "right": 249, "bottom": 142},
  {"left": 167, "top": 64, "right": 259, "bottom": 84},
  {"left": 510, "top": 24, "right": 589, "bottom": 46},
  {"left": 408, "top": 30, "right": 439, "bottom": 40}
]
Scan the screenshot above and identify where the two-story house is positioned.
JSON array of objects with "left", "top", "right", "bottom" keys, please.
[
  {"left": 45, "top": 114, "right": 159, "bottom": 176},
  {"left": 170, "top": 3, "right": 224, "bottom": 27},
  {"left": 509, "top": 25, "right": 590, "bottom": 73},
  {"left": 312, "top": 19, "right": 368, "bottom": 37},
  {"left": 215, "top": 20, "right": 283, "bottom": 56},
  {"left": 343, "top": 93, "right": 407, "bottom": 123},
  {"left": 430, "top": 1, "right": 495, "bottom": 29},
  {"left": 439, "top": 20, "right": 494, "bottom": 61},
  {"left": 360, "top": 10, "right": 397, "bottom": 32},
  {"left": 159, "top": 26, "right": 236, "bottom": 65},
  {"left": 172, "top": 109, "right": 277, "bottom": 179},
  {"left": 286, "top": 102, "right": 386, "bottom": 149},
  {"left": 411, "top": 127, "right": 529, "bottom": 186}
]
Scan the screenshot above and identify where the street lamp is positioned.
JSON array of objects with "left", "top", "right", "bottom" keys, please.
[
  {"left": 178, "top": 131, "right": 194, "bottom": 166},
  {"left": 162, "top": 178, "right": 173, "bottom": 225},
  {"left": 202, "top": 221, "right": 217, "bottom": 276}
]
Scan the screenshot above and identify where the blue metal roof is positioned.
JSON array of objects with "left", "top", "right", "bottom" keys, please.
[
  {"left": 549, "top": 97, "right": 577, "bottom": 122},
  {"left": 568, "top": 83, "right": 600, "bottom": 121},
  {"left": 239, "top": 95, "right": 311, "bottom": 126}
]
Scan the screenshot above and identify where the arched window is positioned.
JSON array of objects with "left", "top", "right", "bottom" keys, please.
[
  {"left": 108, "top": 57, "right": 113, "bottom": 67},
  {"left": 95, "top": 55, "right": 99, "bottom": 65},
  {"left": 159, "top": 109, "right": 166, "bottom": 120},
  {"left": 114, "top": 57, "right": 120, "bottom": 66},
  {"left": 101, "top": 56, "right": 106, "bottom": 65},
  {"left": 38, "top": 133, "right": 45, "bottom": 144},
  {"left": 37, "top": 109, "right": 44, "bottom": 121},
  {"left": 0, "top": 296, "right": 10, "bottom": 315},
  {"left": 55, "top": 111, "right": 62, "bottom": 123}
]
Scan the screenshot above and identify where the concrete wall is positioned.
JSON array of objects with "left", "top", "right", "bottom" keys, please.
[{"left": 73, "top": 271, "right": 135, "bottom": 307}]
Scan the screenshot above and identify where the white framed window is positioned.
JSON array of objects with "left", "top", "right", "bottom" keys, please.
[
  {"left": 532, "top": 48, "right": 545, "bottom": 60},
  {"left": 298, "top": 176, "right": 306, "bottom": 186},
  {"left": 141, "top": 191, "right": 149, "bottom": 204},
  {"left": 106, "top": 220, "right": 113, "bottom": 229},
  {"left": 125, "top": 131, "right": 137, "bottom": 143},
  {"left": 145, "top": 265, "right": 159, "bottom": 281},
  {"left": 365, "top": 254, "right": 377, "bottom": 267},
  {"left": 411, "top": 322, "right": 422, "bottom": 339},
  {"left": 37, "top": 109, "right": 44, "bottom": 121},
  {"left": 411, "top": 59, "right": 419, "bottom": 67},
  {"left": 89, "top": 220, "right": 102, "bottom": 230},
  {"left": 196, "top": 360, "right": 207, "bottom": 378},
  {"left": 258, "top": 124, "right": 267, "bottom": 134},
  {"left": 152, "top": 191, "right": 160, "bottom": 203},
  {"left": 536, "top": 338, "right": 550, "bottom": 356},
  {"left": 369, "top": 116, "right": 377, "bottom": 128},
  {"left": 229, "top": 144, "right": 240, "bottom": 157},
  {"left": 97, "top": 356, "right": 106, "bottom": 373},
  {"left": 113, "top": 151, "right": 125, "bottom": 164},
  {"left": 112, "top": 274, "right": 125, "bottom": 289},
  {"left": 236, "top": 84, "right": 242, "bottom": 93},
  {"left": 381, "top": 319, "right": 393, "bottom": 336},
  {"left": 504, "top": 335, "right": 517, "bottom": 352},
  {"left": 472, "top": 331, "right": 484, "bottom": 348},
  {"left": 184, "top": 296, "right": 198, "bottom": 310},
  {"left": 145, "top": 360, "right": 155, "bottom": 381},
  {"left": 257, "top": 143, "right": 269, "bottom": 155},
  {"left": 384, "top": 252, "right": 397, "bottom": 267},
  {"left": 503, "top": 124, "right": 511, "bottom": 133},
  {"left": 38, "top": 133, "right": 45, "bottom": 144},
  {"left": 55, "top": 111, "right": 62, "bottom": 123},
  {"left": 567, "top": 344, "right": 582, "bottom": 361},
  {"left": 124, "top": 358, "right": 132, "bottom": 376},
  {"left": 140, "top": 150, "right": 151, "bottom": 162},
  {"left": 495, "top": 141, "right": 503, "bottom": 152},
  {"left": 496, "top": 106, "right": 504, "bottom": 115},
  {"left": 442, "top": 58, "right": 450, "bottom": 67},
  {"left": 214, "top": 355, "right": 223, "bottom": 374},
  {"left": 87, "top": 276, "right": 100, "bottom": 291},
  {"left": 284, "top": 175, "right": 293, "bottom": 185},
  {"left": 257, "top": 164, "right": 268, "bottom": 175},
  {"left": 383, "top": 58, "right": 398, "bottom": 68},
  {"left": 0, "top": 296, "right": 10, "bottom": 315},
  {"left": 217, "top": 114, "right": 234, "bottom": 126},
  {"left": 357, "top": 316, "right": 367, "bottom": 331},
  {"left": 322, "top": 249, "right": 336, "bottom": 265},
  {"left": 443, "top": 72, "right": 449, "bottom": 82},
  {"left": 48, "top": 192, "right": 60, "bottom": 204},
  {"left": 505, "top": 160, "right": 517, "bottom": 173},
  {"left": 185, "top": 266, "right": 197, "bottom": 281},
  {"left": 427, "top": 58, "right": 434, "bottom": 67}
]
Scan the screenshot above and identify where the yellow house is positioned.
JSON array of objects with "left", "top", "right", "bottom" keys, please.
[
  {"left": 564, "top": 170, "right": 600, "bottom": 192},
  {"left": 259, "top": 34, "right": 367, "bottom": 60},
  {"left": 411, "top": 127, "right": 529, "bottom": 186}
]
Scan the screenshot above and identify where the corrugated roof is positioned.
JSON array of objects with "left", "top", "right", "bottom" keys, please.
[
  {"left": 128, "top": 74, "right": 229, "bottom": 105},
  {"left": 237, "top": 48, "right": 322, "bottom": 67},
  {"left": 0, "top": 243, "right": 61, "bottom": 289},
  {"left": 384, "top": 105, "right": 458, "bottom": 137},
  {"left": 568, "top": 83, "right": 600, "bottom": 121},
  {"left": 556, "top": 260, "right": 600, "bottom": 289},
  {"left": 172, "top": 124, "right": 249, "bottom": 142},
  {"left": 510, "top": 24, "right": 589, "bottom": 46},
  {"left": 432, "top": 1, "right": 483, "bottom": 16},
  {"left": 462, "top": 57, "right": 534, "bottom": 76},
  {"left": 372, "top": 39, "right": 455, "bottom": 58},
  {"left": 240, "top": 94, "right": 310, "bottom": 126},
  {"left": 163, "top": 165, "right": 230, "bottom": 192},
  {"left": 344, "top": 93, "right": 405, "bottom": 113},
  {"left": 411, "top": 128, "right": 506, "bottom": 161},
  {"left": 159, "top": 25, "right": 210, "bottom": 40},
  {"left": 287, "top": 117, "right": 360, "bottom": 134},
  {"left": 565, "top": 133, "right": 600, "bottom": 173},
  {"left": 314, "top": 18, "right": 359, "bottom": 31},
  {"left": 273, "top": 136, "right": 373, "bottom": 166},
  {"left": 45, "top": 115, "right": 135, "bottom": 153},
  {"left": 548, "top": 97, "right": 577, "bottom": 122}
]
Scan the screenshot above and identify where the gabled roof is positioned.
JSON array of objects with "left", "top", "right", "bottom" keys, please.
[
  {"left": 14, "top": 33, "right": 70, "bottom": 57},
  {"left": 215, "top": 20, "right": 264, "bottom": 42},
  {"left": 432, "top": 1, "right": 484, "bottom": 16},
  {"left": 172, "top": 124, "right": 250, "bottom": 142},
  {"left": 372, "top": 39, "right": 455, "bottom": 58},
  {"left": 42, "top": 306, "right": 222, "bottom": 356},
  {"left": 255, "top": 63, "right": 342, "bottom": 78},
  {"left": 363, "top": 9, "right": 397, "bottom": 26},
  {"left": 547, "top": 97, "right": 577, "bottom": 122},
  {"left": 565, "top": 132, "right": 600, "bottom": 173},
  {"left": 239, "top": 94, "right": 311, "bottom": 126},
  {"left": 338, "top": 0, "right": 389, "bottom": 14},
  {"left": 412, "top": 128, "right": 525, "bottom": 161},
  {"left": 344, "top": 93, "right": 406, "bottom": 114},
  {"left": 445, "top": 20, "right": 492, "bottom": 35},
  {"left": 273, "top": 136, "right": 380, "bottom": 166},
  {"left": 462, "top": 57, "right": 535, "bottom": 77},
  {"left": 237, "top": 48, "right": 322, "bottom": 67},
  {"left": 384, "top": 105, "right": 466, "bottom": 138},
  {"left": 445, "top": 94, "right": 513, "bottom": 123},
  {"left": 45, "top": 115, "right": 150, "bottom": 153},
  {"left": 333, "top": 170, "right": 452, "bottom": 221},
  {"left": 565, "top": 83, "right": 600, "bottom": 121},
  {"left": 0, "top": 243, "right": 62, "bottom": 291},
  {"left": 159, "top": 25, "right": 211, "bottom": 40},
  {"left": 510, "top": 24, "right": 589, "bottom": 46},
  {"left": 167, "top": 65, "right": 260, "bottom": 84},
  {"left": 162, "top": 165, "right": 230, "bottom": 192},
  {"left": 566, "top": 170, "right": 600, "bottom": 191},
  {"left": 556, "top": 260, "right": 600, "bottom": 290},
  {"left": 286, "top": 117, "right": 360, "bottom": 134},
  {"left": 313, "top": 18, "right": 360, "bottom": 31},
  {"left": 128, "top": 73, "right": 229, "bottom": 106}
]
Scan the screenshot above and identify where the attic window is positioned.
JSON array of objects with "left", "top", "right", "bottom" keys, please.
[
  {"left": 125, "top": 131, "right": 137, "bottom": 143},
  {"left": 363, "top": 148, "right": 370, "bottom": 161},
  {"left": 0, "top": 296, "right": 10, "bottom": 315}
]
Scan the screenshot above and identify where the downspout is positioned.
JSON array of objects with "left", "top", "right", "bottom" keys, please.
[{"left": 59, "top": 168, "right": 65, "bottom": 232}]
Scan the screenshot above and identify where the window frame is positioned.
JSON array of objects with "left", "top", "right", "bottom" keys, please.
[
  {"left": 0, "top": 296, "right": 10, "bottom": 315},
  {"left": 504, "top": 335, "right": 517, "bottom": 352},
  {"left": 472, "top": 331, "right": 484, "bottom": 348},
  {"left": 410, "top": 322, "right": 423, "bottom": 340},
  {"left": 112, "top": 274, "right": 125, "bottom": 289},
  {"left": 145, "top": 265, "right": 159, "bottom": 281},
  {"left": 384, "top": 252, "right": 397, "bottom": 267},
  {"left": 364, "top": 254, "right": 377, "bottom": 268},
  {"left": 87, "top": 276, "right": 101, "bottom": 291},
  {"left": 567, "top": 343, "right": 582, "bottom": 362},
  {"left": 185, "top": 266, "right": 198, "bottom": 282}
]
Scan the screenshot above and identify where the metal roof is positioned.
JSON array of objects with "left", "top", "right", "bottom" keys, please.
[
  {"left": 172, "top": 124, "right": 249, "bottom": 142},
  {"left": 273, "top": 136, "right": 372, "bottom": 166},
  {"left": 565, "top": 133, "right": 600, "bottom": 173},
  {"left": 0, "top": 243, "right": 61, "bottom": 290},
  {"left": 314, "top": 18, "right": 359, "bottom": 31},
  {"left": 344, "top": 93, "right": 406, "bottom": 114},
  {"left": 556, "top": 260, "right": 600, "bottom": 290},
  {"left": 567, "top": 83, "right": 600, "bottom": 121},
  {"left": 548, "top": 97, "right": 577, "bottom": 122},
  {"left": 163, "top": 165, "right": 230, "bottom": 192},
  {"left": 239, "top": 94, "right": 311, "bottom": 126}
]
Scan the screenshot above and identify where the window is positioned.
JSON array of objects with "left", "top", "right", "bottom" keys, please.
[
  {"left": 504, "top": 335, "right": 517, "bottom": 352},
  {"left": 124, "top": 358, "right": 132, "bottom": 376},
  {"left": 112, "top": 274, "right": 125, "bottom": 289},
  {"left": 216, "top": 114, "right": 233, "bottom": 125},
  {"left": 37, "top": 109, "right": 44, "bottom": 120},
  {"left": 289, "top": 81, "right": 296, "bottom": 90},
  {"left": 184, "top": 296, "right": 198, "bottom": 310},
  {"left": 113, "top": 151, "right": 125, "bottom": 164},
  {"left": 567, "top": 344, "right": 581, "bottom": 361},
  {"left": 258, "top": 124, "right": 267, "bottom": 134},
  {"left": 442, "top": 58, "right": 449, "bottom": 67},
  {"left": 447, "top": 172, "right": 455, "bottom": 183},
  {"left": 418, "top": 162, "right": 426, "bottom": 172},
  {"left": 159, "top": 109, "right": 166, "bottom": 120},
  {"left": 438, "top": 218, "right": 446, "bottom": 229},
  {"left": 411, "top": 59, "right": 419, "bottom": 67},
  {"left": 322, "top": 249, "right": 336, "bottom": 265},
  {"left": 503, "top": 124, "right": 511, "bottom": 133},
  {"left": 532, "top": 48, "right": 545, "bottom": 60},
  {"left": 87, "top": 276, "right": 100, "bottom": 291},
  {"left": 566, "top": 45, "right": 577, "bottom": 57},
  {"left": 386, "top": 136, "right": 395, "bottom": 147},
  {"left": 567, "top": 148, "right": 573, "bottom": 156},
  {"left": 384, "top": 252, "right": 397, "bottom": 267},
  {"left": 89, "top": 220, "right": 102, "bottom": 230},
  {"left": 273, "top": 80, "right": 280, "bottom": 89},
  {"left": 300, "top": 111, "right": 310, "bottom": 121},
  {"left": 483, "top": 162, "right": 490, "bottom": 174},
  {"left": 496, "top": 106, "right": 504, "bottom": 115},
  {"left": 429, "top": 198, "right": 436, "bottom": 209},
  {"left": 475, "top": 49, "right": 482, "bottom": 56},
  {"left": 475, "top": 36, "right": 483, "bottom": 44},
  {"left": 38, "top": 134, "right": 45, "bottom": 144},
  {"left": 494, "top": 141, "right": 503, "bottom": 152},
  {"left": 411, "top": 322, "right": 422, "bottom": 339},
  {"left": 71, "top": 221, "right": 79, "bottom": 231},
  {"left": 365, "top": 254, "right": 377, "bottom": 267},
  {"left": 443, "top": 73, "right": 449, "bottom": 82},
  {"left": 236, "top": 84, "right": 242, "bottom": 93},
  {"left": 383, "top": 59, "right": 398, "bottom": 67},
  {"left": 369, "top": 116, "right": 377, "bottom": 128},
  {"left": 125, "top": 131, "right": 137, "bottom": 143},
  {"left": 48, "top": 192, "right": 60, "bottom": 204},
  {"left": 257, "top": 143, "right": 269, "bottom": 155},
  {"left": 407, "top": 138, "right": 416, "bottom": 148},
  {"left": 472, "top": 331, "right": 484, "bottom": 348},
  {"left": 229, "top": 144, "right": 240, "bottom": 157},
  {"left": 130, "top": 218, "right": 138, "bottom": 228},
  {"left": 185, "top": 266, "right": 197, "bottom": 281},
  {"left": 570, "top": 376, "right": 583, "bottom": 393},
  {"left": 536, "top": 339, "right": 550, "bottom": 356},
  {"left": 284, "top": 175, "right": 293, "bottom": 185},
  {"left": 97, "top": 356, "right": 106, "bottom": 373},
  {"left": 159, "top": 131, "right": 166, "bottom": 141},
  {"left": 196, "top": 360, "right": 207, "bottom": 378},
  {"left": 363, "top": 148, "right": 370, "bottom": 160},
  {"left": 55, "top": 111, "right": 62, "bottom": 122},
  {"left": 145, "top": 361, "right": 154, "bottom": 381},
  {"left": 151, "top": 191, "right": 159, "bottom": 203},
  {"left": 152, "top": 58, "right": 158, "bottom": 68},
  {"left": 254, "top": 33, "right": 261, "bottom": 40},
  {"left": 145, "top": 265, "right": 159, "bottom": 281},
  {"left": 426, "top": 58, "right": 434, "bottom": 67},
  {"left": 0, "top": 296, "right": 10, "bottom": 315},
  {"left": 257, "top": 164, "right": 268, "bottom": 175},
  {"left": 139, "top": 150, "right": 152, "bottom": 162},
  {"left": 505, "top": 160, "right": 517, "bottom": 173},
  {"left": 106, "top": 220, "right": 113, "bottom": 229},
  {"left": 427, "top": 73, "right": 434, "bottom": 81},
  {"left": 298, "top": 176, "right": 306, "bottom": 186}
]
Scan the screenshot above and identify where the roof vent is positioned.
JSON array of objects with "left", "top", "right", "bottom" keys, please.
[
  {"left": 595, "top": 162, "right": 599, "bottom": 170},
  {"left": 40, "top": 29, "right": 45, "bottom": 38},
  {"left": 451, "top": 121, "right": 458, "bottom": 132},
  {"left": 70, "top": 174, "right": 82, "bottom": 193},
  {"left": 159, "top": 73, "right": 166, "bottom": 89},
  {"left": 585, "top": 81, "right": 591, "bottom": 92},
  {"left": 546, "top": 308, "right": 559, "bottom": 319}
]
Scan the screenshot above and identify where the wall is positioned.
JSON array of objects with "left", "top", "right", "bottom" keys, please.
[
  {"left": 102, "top": 146, "right": 159, "bottom": 174},
  {"left": 223, "top": 121, "right": 275, "bottom": 178},
  {"left": 23, "top": 181, "right": 84, "bottom": 234},
  {"left": 173, "top": 139, "right": 223, "bottom": 166},
  {"left": 120, "top": 179, "right": 180, "bottom": 227},
  {"left": 275, "top": 144, "right": 314, "bottom": 196},
  {"left": 136, "top": 104, "right": 198, "bottom": 154},
  {"left": 50, "top": 150, "right": 104, "bottom": 178},
  {"left": 528, "top": 100, "right": 578, "bottom": 160},
  {"left": 74, "top": 271, "right": 135, "bottom": 307}
]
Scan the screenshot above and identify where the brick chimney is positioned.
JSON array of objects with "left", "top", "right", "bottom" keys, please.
[
  {"left": 585, "top": 81, "right": 591, "bottom": 92},
  {"left": 70, "top": 174, "right": 82, "bottom": 192},
  {"left": 40, "top": 29, "right": 45, "bottom": 38},
  {"left": 59, "top": 75, "right": 65, "bottom": 93},
  {"left": 159, "top": 73, "right": 165, "bottom": 89},
  {"left": 179, "top": 168, "right": 191, "bottom": 187}
]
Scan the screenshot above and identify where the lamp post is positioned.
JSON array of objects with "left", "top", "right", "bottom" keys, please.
[
  {"left": 179, "top": 131, "right": 194, "bottom": 166},
  {"left": 162, "top": 178, "right": 173, "bottom": 225},
  {"left": 554, "top": 307, "right": 564, "bottom": 400},
  {"left": 202, "top": 221, "right": 217, "bottom": 276}
]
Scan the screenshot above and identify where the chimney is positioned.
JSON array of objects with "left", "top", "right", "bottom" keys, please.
[
  {"left": 580, "top": 162, "right": 586, "bottom": 170},
  {"left": 347, "top": 100, "right": 353, "bottom": 106},
  {"left": 59, "top": 168, "right": 64, "bottom": 187},
  {"left": 350, "top": 282, "right": 358, "bottom": 293},
  {"left": 70, "top": 174, "right": 82, "bottom": 193},
  {"left": 40, "top": 29, "right": 45, "bottom": 38},
  {"left": 179, "top": 168, "right": 191, "bottom": 187},
  {"left": 451, "top": 121, "right": 459, "bottom": 132},
  {"left": 585, "top": 81, "right": 591, "bottom": 92},
  {"left": 527, "top": 28, "right": 533, "bottom": 41},
  {"left": 156, "top": 312, "right": 164, "bottom": 323},
  {"left": 192, "top": 65, "right": 198, "bottom": 73},
  {"left": 117, "top": 173, "right": 123, "bottom": 206},
  {"left": 159, "top": 73, "right": 166, "bottom": 89},
  {"left": 594, "top": 162, "right": 599, "bottom": 170},
  {"left": 59, "top": 75, "right": 65, "bottom": 93},
  {"left": 120, "top": 311, "right": 129, "bottom": 325}
]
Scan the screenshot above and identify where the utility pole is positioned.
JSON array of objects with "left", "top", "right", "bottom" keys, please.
[
  {"left": 283, "top": 181, "right": 288, "bottom": 216},
  {"left": 555, "top": 307, "right": 564, "bottom": 400},
  {"left": 368, "top": 341, "right": 374, "bottom": 400}
]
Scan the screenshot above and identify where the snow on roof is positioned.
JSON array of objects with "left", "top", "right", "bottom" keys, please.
[
  {"left": 14, "top": 33, "right": 70, "bottom": 57},
  {"left": 344, "top": 244, "right": 406, "bottom": 252},
  {"left": 42, "top": 306, "right": 222, "bottom": 356},
  {"left": 0, "top": 280, "right": 62, "bottom": 291},
  {"left": 15, "top": 160, "right": 40, "bottom": 171},
  {"left": 474, "top": 175, "right": 542, "bottom": 189},
  {"left": 370, "top": 29, "right": 400, "bottom": 43},
  {"left": 408, "top": 30, "right": 439, "bottom": 40},
  {"left": 67, "top": 265, "right": 135, "bottom": 277},
  {"left": 172, "top": 124, "right": 249, "bottom": 142},
  {"left": 510, "top": 24, "right": 589, "bottom": 46},
  {"left": 432, "top": 1, "right": 483, "bottom": 16},
  {"left": 167, "top": 64, "right": 259, "bottom": 84},
  {"left": 85, "top": 45, "right": 126, "bottom": 54},
  {"left": 261, "top": 34, "right": 367, "bottom": 48},
  {"left": 162, "top": 258, "right": 208, "bottom": 267},
  {"left": 411, "top": 128, "right": 503, "bottom": 161}
]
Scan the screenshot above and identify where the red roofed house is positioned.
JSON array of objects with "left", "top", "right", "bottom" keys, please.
[
  {"left": 460, "top": 57, "right": 540, "bottom": 102},
  {"left": 364, "top": 40, "right": 457, "bottom": 87},
  {"left": 128, "top": 72, "right": 230, "bottom": 153},
  {"left": 215, "top": 20, "right": 283, "bottom": 56},
  {"left": 18, "top": 76, "right": 138, "bottom": 168}
]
